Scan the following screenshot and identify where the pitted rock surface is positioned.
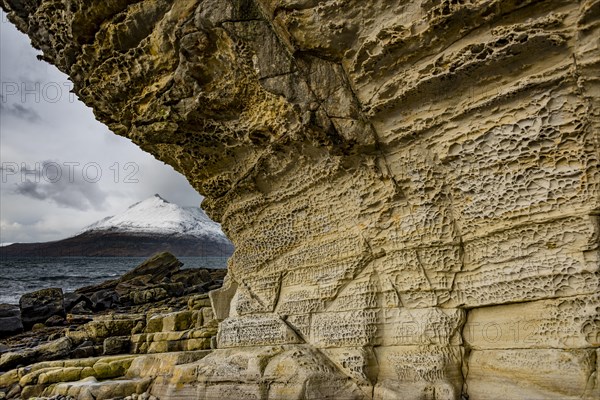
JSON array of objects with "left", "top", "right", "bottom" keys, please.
[{"left": 1, "top": 0, "right": 599, "bottom": 399}]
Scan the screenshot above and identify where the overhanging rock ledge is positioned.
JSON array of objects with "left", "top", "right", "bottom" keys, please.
[{"left": 2, "top": 0, "right": 599, "bottom": 398}]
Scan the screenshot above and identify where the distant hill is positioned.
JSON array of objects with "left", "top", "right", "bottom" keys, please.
[{"left": 0, "top": 195, "right": 234, "bottom": 257}]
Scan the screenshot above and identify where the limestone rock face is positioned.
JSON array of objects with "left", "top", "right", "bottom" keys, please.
[{"left": 1, "top": 0, "right": 598, "bottom": 399}]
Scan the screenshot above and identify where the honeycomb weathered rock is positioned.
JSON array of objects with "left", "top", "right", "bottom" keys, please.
[{"left": 1, "top": 0, "right": 598, "bottom": 398}]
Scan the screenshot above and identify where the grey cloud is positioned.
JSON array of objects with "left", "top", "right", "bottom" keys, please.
[
  {"left": 13, "top": 180, "right": 46, "bottom": 200},
  {"left": 0, "top": 100, "right": 42, "bottom": 122},
  {"left": 13, "top": 161, "right": 109, "bottom": 211}
]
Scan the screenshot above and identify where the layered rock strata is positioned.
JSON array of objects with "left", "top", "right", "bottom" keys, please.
[
  {"left": 0, "top": 303, "right": 219, "bottom": 398},
  {"left": 1, "top": 0, "right": 599, "bottom": 399},
  {"left": 0, "top": 254, "right": 222, "bottom": 399}
]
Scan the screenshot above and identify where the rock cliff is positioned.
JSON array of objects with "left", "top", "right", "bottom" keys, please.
[{"left": 1, "top": 0, "right": 598, "bottom": 399}]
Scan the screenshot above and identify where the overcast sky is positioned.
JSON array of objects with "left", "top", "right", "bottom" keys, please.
[{"left": 0, "top": 12, "right": 203, "bottom": 244}]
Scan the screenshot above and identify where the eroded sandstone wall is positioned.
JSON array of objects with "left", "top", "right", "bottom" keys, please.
[{"left": 2, "top": 0, "right": 598, "bottom": 399}]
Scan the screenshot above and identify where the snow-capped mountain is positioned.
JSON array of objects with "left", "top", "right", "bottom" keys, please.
[
  {"left": 0, "top": 195, "right": 234, "bottom": 257},
  {"left": 83, "top": 194, "right": 228, "bottom": 242}
]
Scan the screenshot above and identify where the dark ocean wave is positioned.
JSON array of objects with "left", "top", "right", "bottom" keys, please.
[{"left": 37, "top": 275, "right": 108, "bottom": 281}]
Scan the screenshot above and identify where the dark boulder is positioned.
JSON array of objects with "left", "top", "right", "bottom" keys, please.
[
  {"left": 75, "top": 252, "right": 185, "bottom": 309},
  {"left": 70, "top": 340, "right": 97, "bottom": 358},
  {"left": 19, "top": 288, "right": 65, "bottom": 330},
  {"left": 0, "top": 304, "right": 23, "bottom": 337},
  {"left": 116, "top": 252, "right": 182, "bottom": 293},
  {"left": 63, "top": 292, "right": 92, "bottom": 312},
  {"left": 69, "top": 300, "right": 92, "bottom": 314},
  {"left": 88, "top": 289, "right": 119, "bottom": 311},
  {"left": 103, "top": 336, "right": 131, "bottom": 355}
]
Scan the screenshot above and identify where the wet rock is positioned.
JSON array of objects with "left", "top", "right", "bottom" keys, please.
[
  {"left": 70, "top": 345, "right": 96, "bottom": 359},
  {"left": 182, "top": 282, "right": 211, "bottom": 296},
  {"left": 0, "top": 337, "right": 72, "bottom": 372},
  {"left": 69, "top": 301, "right": 92, "bottom": 314},
  {"left": 0, "top": 304, "right": 23, "bottom": 337},
  {"left": 45, "top": 315, "right": 65, "bottom": 327},
  {"left": 209, "top": 269, "right": 227, "bottom": 282},
  {"left": 70, "top": 340, "right": 96, "bottom": 359},
  {"left": 63, "top": 292, "right": 90, "bottom": 312},
  {"left": 103, "top": 336, "right": 131, "bottom": 355},
  {"left": 75, "top": 253, "right": 196, "bottom": 310},
  {"left": 170, "top": 268, "right": 212, "bottom": 286},
  {"left": 115, "top": 252, "right": 182, "bottom": 294},
  {"left": 19, "top": 288, "right": 65, "bottom": 330},
  {"left": 5, "top": 383, "right": 20, "bottom": 399},
  {"left": 87, "top": 289, "right": 118, "bottom": 311}
]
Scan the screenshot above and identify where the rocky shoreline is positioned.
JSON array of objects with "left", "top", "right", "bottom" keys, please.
[{"left": 0, "top": 252, "right": 226, "bottom": 399}]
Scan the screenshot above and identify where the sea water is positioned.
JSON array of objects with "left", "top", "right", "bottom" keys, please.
[{"left": 0, "top": 256, "right": 229, "bottom": 305}]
